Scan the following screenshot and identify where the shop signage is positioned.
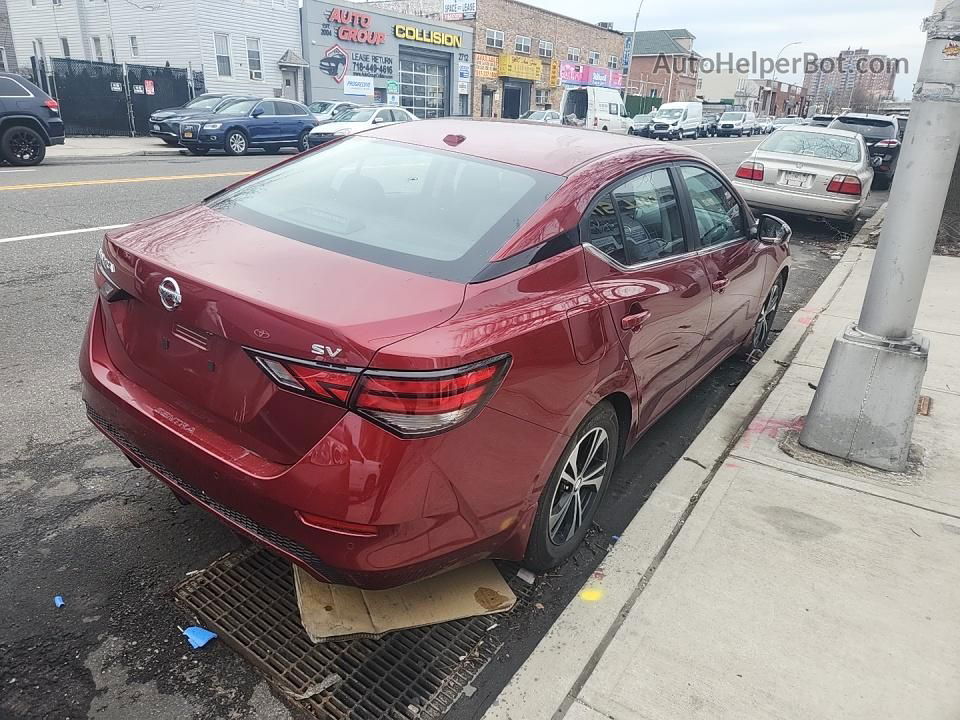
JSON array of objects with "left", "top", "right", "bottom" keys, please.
[
  {"left": 343, "top": 75, "right": 375, "bottom": 96},
  {"left": 393, "top": 25, "right": 462, "bottom": 48},
  {"left": 475, "top": 53, "right": 498, "bottom": 80},
  {"left": 322, "top": 44, "right": 349, "bottom": 83},
  {"left": 386, "top": 79, "right": 400, "bottom": 93},
  {"left": 549, "top": 59, "right": 559, "bottom": 87},
  {"left": 327, "top": 8, "right": 385, "bottom": 45},
  {"left": 559, "top": 61, "right": 623, "bottom": 89},
  {"left": 351, "top": 51, "right": 393, "bottom": 79},
  {"left": 144, "top": 80, "right": 155, "bottom": 95},
  {"left": 458, "top": 80, "right": 469, "bottom": 94},
  {"left": 458, "top": 62, "right": 471, "bottom": 82},
  {"left": 387, "top": 93, "right": 400, "bottom": 106},
  {"left": 498, "top": 54, "right": 542, "bottom": 81}
]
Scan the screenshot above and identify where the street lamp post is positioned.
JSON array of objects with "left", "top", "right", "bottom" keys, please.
[
  {"left": 800, "top": 0, "right": 960, "bottom": 471},
  {"left": 623, "top": 0, "right": 647, "bottom": 98},
  {"left": 769, "top": 40, "right": 802, "bottom": 116}
]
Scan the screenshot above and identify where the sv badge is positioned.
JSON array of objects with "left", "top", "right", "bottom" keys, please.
[{"left": 311, "top": 343, "right": 343, "bottom": 358}]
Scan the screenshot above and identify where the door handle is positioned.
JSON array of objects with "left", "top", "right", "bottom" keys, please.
[
  {"left": 621, "top": 308, "right": 651, "bottom": 332},
  {"left": 712, "top": 276, "right": 730, "bottom": 292}
]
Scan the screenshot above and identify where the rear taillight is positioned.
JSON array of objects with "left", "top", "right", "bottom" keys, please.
[
  {"left": 827, "top": 174, "right": 862, "bottom": 196},
  {"left": 875, "top": 139, "right": 899, "bottom": 149},
  {"left": 249, "top": 350, "right": 511, "bottom": 438},
  {"left": 44, "top": 98, "right": 60, "bottom": 112},
  {"left": 735, "top": 161, "right": 764, "bottom": 181}
]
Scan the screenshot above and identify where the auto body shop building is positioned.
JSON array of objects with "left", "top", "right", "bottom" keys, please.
[{"left": 302, "top": 0, "right": 475, "bottom": 118}]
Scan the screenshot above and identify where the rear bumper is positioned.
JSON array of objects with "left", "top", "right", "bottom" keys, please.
[
  {"left": 80, "top": 298, "right": 560, "bottom": 588},
  {"left": 733, "top": 180, "right": 864, "bottom": 220}
]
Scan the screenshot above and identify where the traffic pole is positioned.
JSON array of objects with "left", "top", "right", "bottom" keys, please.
[{"left": 800, "top": 0, "right": 960, "bottom": 471}]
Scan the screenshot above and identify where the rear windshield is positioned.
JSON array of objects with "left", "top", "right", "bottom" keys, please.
[
  {"left": 207, "top": 137, "right": 564, "bottom": 282},
  {"left": 336, "top": 108, "right": 377, "bottom": 122},
  {"left": 760, "top": 130, "right": 862, "bottom": 163},
  {"left": 720, "top": 112, "right": 744, "bottom": 121},
  {"left": 520, "top": 110, "right": 547, "bottom": 120},
  {"left": 829, "top": 116, "right": 896, "bottom": 140}
]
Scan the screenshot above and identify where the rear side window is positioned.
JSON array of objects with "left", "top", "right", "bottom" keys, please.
[
  {"left": 208, "top": 137, "right": 564, "bottom": 283},
  {"left": 681, "top": 166, "right": 744, "bottom": 247},
  {"left": 0, "top": 77, "right": 32, "bottom": 97},
  {"left": 760, "top": 130, "right": 862, "bottom": 162},
  {"left": 612, "top": 169, "right": 686, "bottom": 264}
]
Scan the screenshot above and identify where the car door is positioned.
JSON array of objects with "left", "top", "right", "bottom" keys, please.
[
  {"left": 580, "top": 166, "right": 713, "bottom": 433},
  {"left": 677, "top": 164, "right": 766, "bottom": 375},
  {"left": 249, "top": 100, "right": 279, "bottom": 144},
  {"left": 273, "top": 101, "right": 300, "bottom": 141},
  {"left": 372, "top": 108, "right": 394, "bottom": 127}
]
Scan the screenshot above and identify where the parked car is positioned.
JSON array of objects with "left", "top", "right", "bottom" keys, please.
[
  {"left": 732, "top": 125, "right": 873, "bottom": 231},
  {"left": 808, "top": 114, "right": 836, "bottom": 128},
  {"left": 716, "top": 111, "right": 758, "bottom": 137},
  {"left": 757, "top": 117, "right": 775, "bottom": 134},
  {"left": 560, "top": 86, "right": 631, "bottom": 134},
  {"left": 771, "top": 117, "right": 805, "bottom": 132},
  {"left": 828, "top": 113, "right": 901, "bottom": 189},
  {"left": 307, "top": 106, "right": 417, "bottom": 147},
  {"left": 0, "top": 71, "right": 64, "bottom": 166},
  {"left": 149, "top": 93, "right": 240, "bottom": 145},
  {"left": 701, "top": 112, "right": 720, "bottom": 137},
  {"left": 308, "top": 100, "right": 360, "bottom": 123},
  {"left": 628, "top": 112, "right": 655, "bottom": 137},
  {"left": 891, "top": 114, "right": 908, "bottom": 140},
  {"left": 519, "top": 109, "right": 562, "bottom": 125},
  {"left": 178, "top": 97, "right": 318, "bottom": 156},
  {"left": 650, "top": 101, "right": 704, "bottom": 140},
  {"left": 81, "top": 119, "right": 791, "bottom": 589}
]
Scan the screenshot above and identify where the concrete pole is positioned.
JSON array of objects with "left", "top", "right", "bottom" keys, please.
[{"left": 800, "top": 0, "right": 960, "bottom": 471}]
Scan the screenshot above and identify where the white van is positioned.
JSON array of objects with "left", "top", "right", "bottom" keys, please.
[
  {"left": 560, "top": 86, "right": 630, "bottom": 134},
  {"left": 650, "top": 102, "right": 704, "bottom": 140},
  {"left": 717, "top": 111, "right": 758, "bottom": 137}
]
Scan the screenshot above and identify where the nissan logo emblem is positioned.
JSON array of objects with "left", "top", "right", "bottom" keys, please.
[{"left": 158, "top": 277, "right": 182, "bottom": 311}]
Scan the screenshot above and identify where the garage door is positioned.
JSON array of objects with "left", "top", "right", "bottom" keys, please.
[{"left": 399, "top": 58, "right": 447, "bottom": 119}]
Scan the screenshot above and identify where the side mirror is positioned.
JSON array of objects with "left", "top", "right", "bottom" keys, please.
[
  {"left": 757, "top": 214, "right": 792, "bottom": 245},
  {"left": 372, "top": 116, "right": 385, "bottom": 124},
  {"left": 252, "top": 107, "right": 265, "bottom": 117}
]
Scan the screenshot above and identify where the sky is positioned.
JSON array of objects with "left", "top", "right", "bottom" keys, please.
[{"left": 522, "top": 0, "right": 928, "bottom": 99}]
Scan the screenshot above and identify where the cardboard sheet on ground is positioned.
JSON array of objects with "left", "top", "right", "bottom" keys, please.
[{"left": 294, "top": 561, "right": 516, "bottom": 643}]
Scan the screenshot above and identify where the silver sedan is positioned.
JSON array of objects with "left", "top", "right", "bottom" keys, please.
[{"left": 732, "top": 125, "right": 873, "bottom": 230}]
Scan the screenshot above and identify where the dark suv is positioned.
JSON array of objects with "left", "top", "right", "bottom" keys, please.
[
  {"left": 829, "top": 113, "right": 901, "bottom": 189},
  {"left": 0, "top": 72, "right": 65, "bottom": 166}
]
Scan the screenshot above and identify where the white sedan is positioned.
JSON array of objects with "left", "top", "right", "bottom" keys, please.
[
  {"left": 307, "top": 106, "right": 418, "bottom": 148},
  {"left": 518, "top": 110, "right": 562, "bottom": 125},
  {"left": 732, "top": 125, "right": 873, "bottom": 231}
]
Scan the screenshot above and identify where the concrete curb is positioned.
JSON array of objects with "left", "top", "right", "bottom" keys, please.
[
  {"left": 47, "top": 148, "right": 184, "bottom": 162},
  {"left": 483, "top": 243, "right": 868, "bottom": 720}
]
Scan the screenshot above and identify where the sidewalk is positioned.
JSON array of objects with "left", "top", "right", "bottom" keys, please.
[
  {"left": 486, "top": 226, "right": 960, "bottom": 719},
  {"left": 47, "top": 136, "right": 182, "bottom": 160}
]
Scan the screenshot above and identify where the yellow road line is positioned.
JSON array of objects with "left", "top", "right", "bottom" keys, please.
[{"left": 0, "top": 171, "right": 253, "bottom": 192}]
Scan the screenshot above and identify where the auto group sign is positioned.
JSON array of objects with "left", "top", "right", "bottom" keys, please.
[{"left": 326, "top": 7, "right": 386, "bottom": 45}]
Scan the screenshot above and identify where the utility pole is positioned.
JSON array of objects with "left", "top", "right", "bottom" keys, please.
[
  {"left": 800, "top": 0, "right": 960, "bottom": 471},
  {"left": 622, "top": 1, "right": 646, "bottom": 98}
]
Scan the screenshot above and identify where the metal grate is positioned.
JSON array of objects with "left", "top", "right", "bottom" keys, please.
[{"left": 176, "top": 547, "right": 531, "bottom": 719}]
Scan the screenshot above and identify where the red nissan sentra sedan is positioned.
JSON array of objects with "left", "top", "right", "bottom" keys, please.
[{"left": 81, "top": 120, "right": 790, "bottom": 589}]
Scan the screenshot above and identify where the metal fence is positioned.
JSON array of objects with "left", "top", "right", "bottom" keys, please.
[{"left": 32, "top": 57, "right": 205, "bottom": 137}]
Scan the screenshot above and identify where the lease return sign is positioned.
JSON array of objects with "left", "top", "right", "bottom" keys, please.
[{"left": 394, "top": 25, "right": 462, "bottom": 48}]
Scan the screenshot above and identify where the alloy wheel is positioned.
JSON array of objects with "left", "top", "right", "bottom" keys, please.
[
  {"left": 228, "top": 132, "right": 247, "bottom": 154},
  {"left": 548, "top": 427, "right": 609, "bottom": 545},
  {"left": 753, "top": 280, "right": 782, "bottom": 350},
  {"left": 8, "top": 129, "right": 42, "bottom": 163}
]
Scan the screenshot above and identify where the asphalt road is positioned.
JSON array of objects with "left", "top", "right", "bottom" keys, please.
[{"left": 0, "top": 136, "right": 882, "bottom": 720}]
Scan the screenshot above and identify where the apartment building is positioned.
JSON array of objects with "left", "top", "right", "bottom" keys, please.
[
  {"left": 5, "top": 0, "right": 306, "bottom": 99},
  {"left": 803, "top": 47, "right": 899, "bottom": 113}
]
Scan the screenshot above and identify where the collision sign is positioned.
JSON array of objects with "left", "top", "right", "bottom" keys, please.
[{"left": 394, "top": 25, "right": 462, "bottom": 48}]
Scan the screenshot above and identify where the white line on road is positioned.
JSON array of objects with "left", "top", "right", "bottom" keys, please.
[
  {"left": 0, "top": 168, "right": 38, "bottom": 174},
  {"left": 0, "top": 223, "right": 130, "bottom": 245}
]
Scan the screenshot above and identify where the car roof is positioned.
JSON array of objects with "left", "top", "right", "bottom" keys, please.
[{"left": 362, "top": 118, "right": 705, "bottom": 175}]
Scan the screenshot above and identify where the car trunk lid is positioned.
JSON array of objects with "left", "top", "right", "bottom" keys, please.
[
  {"left": 753, "top": 150, "right": 863, "bottom": 194},
  {"left": 98, "top": 204, "right": 466, "bottom": 464}
]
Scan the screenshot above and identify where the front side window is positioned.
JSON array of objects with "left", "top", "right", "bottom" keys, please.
[
  {"left": 208, "top": 137, "right": 563, "bottom": 283},
  {"left": 247, "top": 37, "right": 262, "bottom": 80},
  {"left": 539, "top": 40, "right": 553, "bottom": 58},
  {"left": 214, "top": 33, "right": 232, "bottom": 76},
  {"left": 217, "top": 98, "right": 258, "bottom": 115},
  {"left": 681, "top": 166, "right": 744, "bottom": 248},
  {"left": 611, "top": 169, "right": 686, "bottom": 264},
  {"left": 567, "top": 47, "right": 580, "bottom": 62},
  {"left": 515, "top": 35, "right": 530, "bottom": 54},
  {"left": 254, "top": 100, "right": 277, "bottom": 115},
  {"left": 486, "top": 29, "right": 504, "bottom": 49},
  {"left": 375, "top": 109, "right": 392, "bottom": 123}
]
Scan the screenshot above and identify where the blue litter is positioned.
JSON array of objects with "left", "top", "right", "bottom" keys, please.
[
  {"left": 611, "top": 535, "right": 620, "bottom": 542},
  {"left": 54, "top": 595, "right": 65, "bottom": 608},
  {"left": 182, "top": 626, "right": 217, "bottom": 649}
]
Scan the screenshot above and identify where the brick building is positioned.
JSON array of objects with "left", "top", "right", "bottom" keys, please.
[
  {"left": 803, "top": 48, "right": 899, "bottom": 113},
  {"left": 364, "top": 0, "right": 624, "bottom": 118},
  {"left": 756, "top": 78, "right": 808, "bottom": 117},
  {"left": 625, "top": 28, "right": 699, "bottom": 103}
]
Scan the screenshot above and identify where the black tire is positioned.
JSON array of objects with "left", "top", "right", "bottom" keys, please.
[
  {"left": 524, "top": 402, "right": 620, "bottom": 572},
  {"left": 298, "top": 130, "right": 310, "bottom": 152},
  {"left": 161, "top": 137, "right": 179, "bottom": 146},
  {"left": 186, "top": 147, "right": 210, "bottom": 156},
  {"left": 224, "top": 129, "right": 249, "bottom": 156},
  {"left": 741, "top": 274, "right": 785, "bottom": 358},
  {"left": 1, "top": 125, "right": 46, "bottom": 166}
]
